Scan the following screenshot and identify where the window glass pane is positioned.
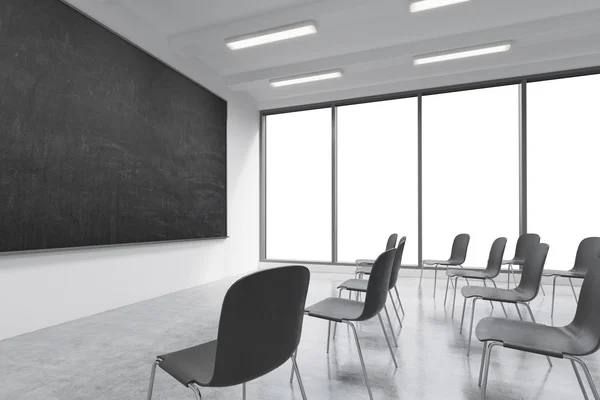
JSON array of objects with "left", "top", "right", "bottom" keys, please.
[
  {"left": 528, "top": 75, "right": 600, "bottom": 271},
  {"left": 423, "top": 86, "right": 519, "bottom": 268},
  {"left": 337, "top": 99, "right": 418, "bottom": 264},
  {"left": 266, "top": 109, "right": 332, "bottom": 261}
]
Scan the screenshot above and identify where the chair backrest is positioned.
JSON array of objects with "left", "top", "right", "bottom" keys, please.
[
  {"left": 388, "top": 237, "right": 407, "bottom": 290},
  {"left": 515, "top": 243, "right": 549, "bottom": 300},
  {"left": 449, "top": 233, "right": 470, "bottom": 264},
  {"left": 484, "top": 237, "right": 507, "bottom": 277},
  {"left": 571, "top": 237, "right": 600, "bottom": 274},
  {"left": 568, "top": 237, "right": 600, "bottom": 356},
  {"left": 513, "top": 233, "right": 541, "bottom": 262},
  {"left": 210, "top": 266, "right": 310, "bottom": 387},
  {"left": 357, "top": 248, "right": 396, "bottom": 321},
  {"left": 386, "top": 233, "right": 399, "bottom": 250}
]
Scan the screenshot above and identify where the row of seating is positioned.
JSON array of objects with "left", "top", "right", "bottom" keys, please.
[{"left": 143, "top": 233, "right": 600, "bottom": 400}]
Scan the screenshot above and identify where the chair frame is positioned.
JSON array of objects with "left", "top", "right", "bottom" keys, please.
[{"left": 550, "top": 275, "right": 581, "bottom": 319}]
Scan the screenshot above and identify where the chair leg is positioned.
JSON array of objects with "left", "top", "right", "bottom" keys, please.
[
  {"left": 291, "top": 353, "right": 308, "bottom": 400},
  {"left": 433, "top": 264, "right": 438, "bottom": 298},
  {"left": 568, "top": 356, "right": 600, "bottom": 400},
  {"left": 147, "top": 359, "right": 160, "bottom": 400},
  {"left": 333, "top": 289, "right": 343, "bottom": 339},
  {"left": 483, "top": 280, "right": 494, "bottom": 310},
  {"left": 384, "top": 305, "right": 399, "bottom": 347},
  {"left": 515, "top": 303, "right": 523, "bottom": 321},
  {"left": 569, "top": 278, "right": 579, "bottom": 303},
  {"left": 511, "top": 264, "right": 518, "bottom": 288},
  {"left": 460, "top": 297, "right": 468, "bottom": 333},
  {"left": 467, "top": 298, "right": 479, "bottom": 356},
  {"left": 378, "top": 313, "right": 398, "bottom": 368},
  {"left": 346, "top": 321, "right": 374, "bottom": 400},
  {"left": 444, "top": 276, "right": 451, "bottom": 306},
  {"left": 419, "top": 263, "right": 425, "bottom": 289},
  {"left": 551, "top": 276, "right": 557, "bottom": 321},
  {"left": 478, "top": 341, "right": 488, "bottom": 387},
  {"left": 188, "top": 384, "right": 203, "bottom": 400},
  {"left": 389, "top": 295, "right": 403, "bottom": 328},
  {"left": 540, "top": 281, "right": 546, "bottom": 296},
  {"left": 452, "top": 276, "right": 459, "bottom": 318},
  {"left": 521, "top": 302, "right": 553, "bottom": 367},
  {"left": 481, "top": 342, "right": 500, "bottom": 399},
  {"left": 571, "top": 360, "right": 590, "bottom": 400},
  {"left": 489, "top": 280, "right": 508, "bottom": 317},
  {"left": 394, "top": 286, "right": 405, "bottom": 316},
  {"left": 507, "top": 264, "right": 512, "bottom": 288},
  {"left": 290, "top": 351, "right": 297, "bottom": 383},
  {"left": 326, "top": 321, "right": 332, "bottom": 354},
  {"left": 242, "top": 383, "right": 246, "bottom": 400}
]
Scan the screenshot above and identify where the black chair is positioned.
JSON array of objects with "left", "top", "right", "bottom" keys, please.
[
  {"left": 302, "top": 248, "right": 397, "bottom": 400},
  {"left": 355, "top": 233, "right": 398, "bottom": 276},
  {"left": 476, "top": 240, "right": 600, "bottom": 400},
  {"left": 460, "top": 243, "right": 549, "bottom": 356},
  {"left": 147, "top": 266, "right": 311, "bottom": 400},
  {"left": 338, "top": 237, "right": 407, "bottom": 343},
  {"left": 445, "top": 237, "right": 507, "bottom": 318},
  {"left": 420, "top": 233, "right": 470, "bottom": 297},
  {"left": 503, "top": 233, "right": 541, "bottom": 289},
  {"left": 545, "top": 237, "right": 600, "bottom": 320}
]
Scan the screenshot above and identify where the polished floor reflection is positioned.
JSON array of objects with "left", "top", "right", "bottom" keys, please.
[{"left": 0, "top": 273, "right": 593, "bottom": 399}]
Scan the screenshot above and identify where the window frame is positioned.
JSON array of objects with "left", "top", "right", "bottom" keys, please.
[{"left": 259, "top": 66, "right": 600, "bottom": 267}]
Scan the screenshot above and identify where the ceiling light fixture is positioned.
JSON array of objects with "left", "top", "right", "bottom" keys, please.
[
  {"left": 225, "top": 21, "right": 317, "bottom": 50},
  {"left": 414, "top": 42, "right": 512, "bottom": 65},
  {"left": 270, "top": 69, "right": 343, "bottom": 87},
  {"left": 410, "top": 0, "right": 470, "bottom": 13}
]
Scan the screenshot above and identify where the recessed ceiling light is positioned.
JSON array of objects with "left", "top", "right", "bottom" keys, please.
[
  {"left": 225, "top": 21, "right": 317, "bottom": 50},
  {"left": 270, "top": 69, "right": 343, "bottom": 87},
  {"left": 410, "top": 0, "right": 470, "bottom": 13},
  {"left": 414, "top": 42, "right": 512, "bottom": 65}
]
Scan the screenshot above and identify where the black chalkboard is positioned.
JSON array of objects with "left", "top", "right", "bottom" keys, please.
[{"left": 0, "top": 0, "right": 228, "bottom": 252}]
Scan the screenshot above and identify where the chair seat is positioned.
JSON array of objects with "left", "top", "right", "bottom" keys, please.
[
  {"left": 355, "top": 266, "right": 372, "bottom": 275},
  {"left": 338, "top": 279, "right": 368, "bottom": 292},
  {"left": 502, "top": 259, "right": 525, "bottom": 265},
  {"left": 476, "top": 317, "right": 584, "bottom": 357},
  {"left": 447, "top": 268, "right": 493, "bottom": 279},
  {"left": 355, "top": 259, "right": 375, "bottom": 266},
  {"left": 159, "top": 340, "right": 216, "bottom": 386},
  {"left": 306, "top": 297, "right": 364, "bottom": 322},
  {"left": 461, "top": 286, "right": 525, "bottom": 303},
  {"left": 543, "top": 270, "right": 586, "bottom": 279},
  {"left": 424, "top": 259, "right": 463, "bottom": 266}
]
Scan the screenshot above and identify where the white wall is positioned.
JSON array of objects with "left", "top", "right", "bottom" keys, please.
[{"left": 0, "top": 2, "right": 260, "bottom": 341}]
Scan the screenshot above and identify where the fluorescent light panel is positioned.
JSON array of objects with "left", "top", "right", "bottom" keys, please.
[
  {"left": 270, "top": 69, "right": 343, "bottom": 87},
  {"left": 414, "top": 42, "right": 512, "bottom": 65},
  {"left": 226, "top": 21, "right": 317, "bottom": 50},
  {"left": 410, "top": 0, "right": 470, "bottom": 13}
]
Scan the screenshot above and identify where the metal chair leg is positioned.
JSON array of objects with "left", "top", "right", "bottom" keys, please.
[
  {"left": 433, "top": 264, "right": 439, "bottom": 298},
  {"left": 419, "top": 263, "right": 425, "bottom": 289},
  {"left": 481, "top": 342, "right": 500, "bottom": 399},
  {"left": 346, "top": 321, "right": 374, "bottom": 400},
  {"left": 444, "top": 276, "right": 451, "bottom": 305},
  {"left": 467, "top": 298, "right": 479, "bottom": 356},
  {"left": 507, "top": 264, "right": 512, "bottom": 288},
  {"left": 384, "top": 305, "right": 398, "bottom": 347},
  {"left": 569, "top": 278, "right": 579, "bottom": 302},
  {"left": 394, "top": 286, "right": 405, "bottom": 316},
  {"left": 333, "top": 289, "right": 343, "bottom": 339},
  {"left": 389, "top": 295, "right": 403, "bottom": 328},
  {"left": 290, "top": 351, "right": 297, "bottom": 383},
  {"left": 567, "top": 356, "right": 600, "bottom": 400},
  {"left": 478, "top": 342, "right": 488, "bottom": 387},
  {"left": 460, "top": 297, "right": 468, "bottom": 333},
  {"left": 489, "top": 280, "right": 508, "bottom": 317},
  {"left": 147, "top": 359, "right": 160, "bottom": 400},
  {"left": 521, "top": 302, "right": 553, "bottom": 367},
  {"left": 452, "top": 276, "right": 459, "bottom": 318},
  {"left": 483, "top": 280, "right": 494, "bottom": 310},
  {"left": 291, "top": 353, "right": 308, "bottom": 400},
  {"left": 515, "top": 303, "right": 523, "bottom": 321},
  {"left": 541, "top": 281, "right": 546, "bottom": 296},
  {"left": 378, "top": 313, "right": 398, "bottom": 368},
  {"left": 571, "top": 360, "right": 590, "bottom": 400},
  {"left": 551, "top": 276, "right": 557, "bottom": 320},
  {"left": 243, "top": 383, "right": 246, "bottom": 400},
  {"left": 326, "top": 321, "right": 332, "bottom": 354},
  {"left": 188, "top": 384, "right": 202, "bottom": 400}
]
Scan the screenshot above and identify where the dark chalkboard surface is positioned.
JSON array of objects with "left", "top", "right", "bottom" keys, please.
[{"left": 0, "top": 0, "right": 228, "bottom": 252}]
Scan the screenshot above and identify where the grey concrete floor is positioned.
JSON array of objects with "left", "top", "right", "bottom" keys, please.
[{"left": 0, "top": 273, "right": 594, "bottom": 399}]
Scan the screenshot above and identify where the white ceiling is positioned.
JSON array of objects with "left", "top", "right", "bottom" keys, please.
[{"left": 67, "top": 0, "right": 600, "bottom": 109}]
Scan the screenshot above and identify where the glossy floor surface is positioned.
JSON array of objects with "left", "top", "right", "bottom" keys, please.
[{"left": 0, "top": 273, "right": 594, "bottom": 399}]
